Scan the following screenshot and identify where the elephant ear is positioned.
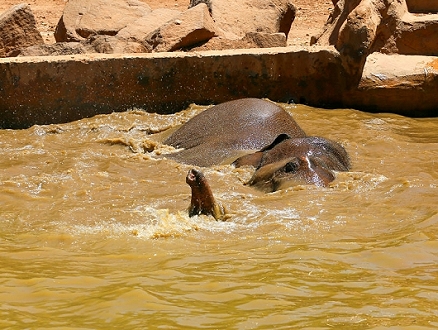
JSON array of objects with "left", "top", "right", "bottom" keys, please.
[
  {"left": 259, "top": 134, "right": 292, "bottom": 152},
  {"left": 232, "top": 151, "right": 264, "bottom": 168},
  {"left": 232, "top": 134, "right": 292, "bottom": 168}
]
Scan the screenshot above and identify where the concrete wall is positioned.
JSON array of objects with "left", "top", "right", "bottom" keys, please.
[
  {"left": 406, "top": 0, "right": 438, "bottom": 13},
  {"left": 0, "top": 47, "right": 351, "bottom": 128},
  {"left": 0, "top": 46, "right": 437, "bottom": 128}
]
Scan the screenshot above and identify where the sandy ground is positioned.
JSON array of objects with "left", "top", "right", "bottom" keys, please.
[{"left": 0, "top": 0, "right": 332, "bottom": 46}]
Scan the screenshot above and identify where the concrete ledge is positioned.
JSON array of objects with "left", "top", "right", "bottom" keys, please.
[
  {"left": 345, "top": 53, "right": 438, "bottom": 116},
  {"left": 0, "top": 46, "right": 349, "bottom": 128},
  {"left": 359, "top": 53, "right": 438, "bottom": 89},
  {"left": 406, "top": 0, "right": 438, "bottom": 13},
  {"left": 0, "top": 47, "right": 437, "bottom": 128}
]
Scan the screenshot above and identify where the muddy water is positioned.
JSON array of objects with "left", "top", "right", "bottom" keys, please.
[{"left": 0, "top": 102, "right": 437, "bottom": 329}]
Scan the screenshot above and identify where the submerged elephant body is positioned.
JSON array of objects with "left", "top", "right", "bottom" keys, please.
[
  {"left": 164, "top": 98, "right": 306, "bottom": 167},
  {"left": 164, "top": 98, "right": 350, "bottom": 192}
]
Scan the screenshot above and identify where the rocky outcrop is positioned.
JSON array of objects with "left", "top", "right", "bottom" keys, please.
[
  {"left": 145, "top": 4, "right": 217, "bottom": 52},
  {"left": 311, "top": 0, "right": 438, "bottom": 74},
  {"left": 0, "top": 4, "right": 44, "bottom": 57},
  {"left": 380, "top": 12, "right": 438, "bottom": 56},
  {"left": 12, "top": 0, "right": 296, "bottom": 56},
  {"left": 311, "top": 0, "right": 384, "bottom": 75},
  {"left": 189, "top": 0, "right": 296, "bottom": 40},
  {"left": 305, "top": 0, "right": 438, "bottom": 114},
  {"left": 54, "top": 0, "right": 152, "bottom": 42}
]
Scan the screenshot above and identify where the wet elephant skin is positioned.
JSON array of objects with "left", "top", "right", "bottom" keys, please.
[{"left": 164, "top": 98, "right": 350, "bottom": 191}]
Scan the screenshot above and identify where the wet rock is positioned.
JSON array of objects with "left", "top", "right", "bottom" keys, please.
[
  {"left": 18, "top": 42, "right": 87, "bottom": 56},
  {"left": 54, "top": 0, "right": 152, "bottom": 42},
  {"left": 0, "top": 3, "right": 44, "bottom": 57},
  {"left": 145, "top": 3, "right": 217, "bottom": 52},
  {"left": 188, "top": 0, "right": 296, "bottom": 40},
  {"left": 116, "top": 8, "right": 181, "bottom": 48}
]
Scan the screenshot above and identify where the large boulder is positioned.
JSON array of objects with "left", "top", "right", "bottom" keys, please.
[
  {"left": 54, "top": 0, "right": 152, "bottom": 42},
  {"left": 310, "top": 0, "right": 378, "bottom": 61},
  {"left": 189, "top": 0, "right": 296, "bottom": 40},
  {"left": 145, "top": 3, "right": 217, "bottom": 52},
  {"left": 376, "top": 7, "right": 438, "bottom": 56},
  {"left": 117, "top": 8, "right": 182, "bottom": 48},
  {"left": 0, "top": 4, "right": 44, "bottom": 57}
]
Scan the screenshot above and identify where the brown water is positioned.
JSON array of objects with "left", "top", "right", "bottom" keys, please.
[{"left": 0, "top": 103, "right": 437, "bottom": 329}]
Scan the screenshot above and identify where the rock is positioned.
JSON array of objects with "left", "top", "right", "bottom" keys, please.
[
  {"left": 190, "top": 32, "right": 286, "bottom": 51},
  {"left": 188, "top": 0, "right": 296, "bottom": 40},
  {"left": 85, "top": 35, "right": 148, "bottom": 54},
  {"left": 19, "top": 36, "right": 148, "bottom": 56},
  {"left": 243, "top": 32, "right": 287, "bottom": 48},
  {"left": 117, "top": 8, "right": 181, "bottom": 48},
  {"left": 188, "top": 36, "right": 248, "bottom": 51},
  {"left": 18, "top": 42, "right": 88, "bottom": 56},
  {"left": 311, "top": 0, "right": 438, "bottom": 74},
  {"left": 0, "top": 4, "right": 44, "bottom": 57},
  {"left": 379, "top": 12, "right": 438, "bottom": 56},
  {"left": 145, "top": 3, "right": 217, "bottom": 52},
  {"left": 310, "top": 0, "right": 375, "bottom": 74},
  {"left": 54, "top": 0, "right": 152, "bottom": 42}
]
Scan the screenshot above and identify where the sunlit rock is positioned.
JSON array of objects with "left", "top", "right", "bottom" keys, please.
[
  {"left": 54, "top": 0, "right": 152, "bottom": 42},
  {"left": 117, "top": 8, "right": 182, "bottom": 49},
  {"left": 145, "top": 3, "right": 217, "bottom": 52},
  {"left": 189, "top": 32, "right": 287, "bottom": 51},
  {"left": 84, "top": 35, "right": 148, "bottom": 54},
  {"left": 18, "top": 42, "right": 87, "bottom": 56},
  {"left": 243, "top": 32, "right": 287, "bottom": 48},
  {"left": 0, "top": 3, "right": 44, "bottom": 57},
  {"left": 311, "top": 0, "right": 438, "bottom": 74},
  {"left": 189, "top": 0, "right": 296, "bottom": 40}
]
